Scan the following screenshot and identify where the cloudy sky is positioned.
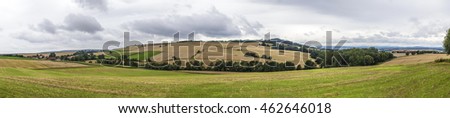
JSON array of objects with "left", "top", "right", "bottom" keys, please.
[{"left": 1, "top": 0, "right": 450, "bottom": 53}]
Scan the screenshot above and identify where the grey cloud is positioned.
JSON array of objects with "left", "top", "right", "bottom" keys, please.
[
  {"left": 13, "top": 31, "right": 57, "bottom": 43},
  {"left": 63, "top": 13, "right": 104, "bottom": 34},
  {"left": 259, "top": 0, "right": 371, "bottom": 18},
  {"left": 14, "top": 30, "right": 105, "bottom": 44},
  {"left": 411, "top": 20, "right": 449, "bottom": 38},
  {"left": 341, "top": 31, "right": 441, "bottom": 46},
  {"left": 235, "top": 16, "right": 264, "bottom": 36},
  {"left": 304, "top": 32, "right": 315, "bottom": 36},
  {"left": 37, "top": 19, "right": 57, "bottom": 34},
  {"left": 16, "top": 14, "right": 106, "bottom": 44},
  {"left": 409, "top": 17, "right": 421, "bottom": 25},
  {"left": 380, "top": 31, "right": 402, "bottom": 37},
  {"left": 123, "top": 7, "right": 262, "bottom": 38},
  {"left": 257, "top": 0, "right": 427, "bottom": 22},
  {"left": 74, "top": 0, "right": 108, "bottom": 11},
  {"left": 343, "top": 34, "right": 400, "bottom": 43},
  {"left": 12, "top": 30, "right": 108, "bottom": 53}
]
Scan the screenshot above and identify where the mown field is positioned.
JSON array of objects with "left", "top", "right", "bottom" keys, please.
[
  {"left": 382, "top": 54, "right": 450, "bottom": 66},
  {"left": 1, "top": 55, "right": 450, "bottom": 98},
  {"left": 0, "top": 57, "right": 86, "bottom": 69}
]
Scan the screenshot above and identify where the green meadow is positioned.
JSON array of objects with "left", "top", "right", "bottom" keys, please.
[{"left": 1, "top": 57, "right": 450, "bottom": 98}]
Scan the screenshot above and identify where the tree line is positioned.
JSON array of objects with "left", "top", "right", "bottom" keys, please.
[
  {"left": 129, "top": 59, "right": 302, "bottom": 72},
  {"left": 310, "top": 47, "right": 394, "bottom": 67}
]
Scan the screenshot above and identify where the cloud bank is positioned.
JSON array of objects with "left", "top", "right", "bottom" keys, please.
[
  {"left": 1, "top": 0, "right": 450, "bottom": 53},
  {"left": 62, "top": 13, "right": 104, "bottom": 34},
  {"left": 123, "top": 7, "right": 263, "bottom": 38},
  {"left": 74, "top": 0, "right": 108, "bottom": 11}
]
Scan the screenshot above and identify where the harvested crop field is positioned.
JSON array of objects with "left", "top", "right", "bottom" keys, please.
[
  {"left": 0, "top": 59, "right": 87, "bottom": 69},
  {"left": 381, "top": 54, "right": 450, "bottom": 66}
]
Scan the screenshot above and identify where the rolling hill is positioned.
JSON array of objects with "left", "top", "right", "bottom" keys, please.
[
  {"left": 0, "top": 57, "right": 86, "bottom": 69},
  {"left": 107, "top": 41, "right": 310, "bottom": 66}
]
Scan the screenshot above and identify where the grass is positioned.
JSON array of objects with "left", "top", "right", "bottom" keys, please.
[
  {"left": 129, "top": 51, "right": 161, "bottom": 61},
  {"left": 1, "top": 57, "right": 450, "bottom": 98}
]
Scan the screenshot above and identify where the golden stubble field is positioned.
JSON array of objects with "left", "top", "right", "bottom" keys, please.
[
  {"left": 0, "top": 59, "right": 86, "bottom": 69},
  {"left": 381, "top": 54, "right": 450, "bottom": 66},
  {"left": 123, "top": 41, "right": 309, "bottom": 66}
]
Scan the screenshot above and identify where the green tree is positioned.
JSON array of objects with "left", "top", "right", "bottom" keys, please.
[
  {"left": 296, "top": 64, "right": 303, "bottom": 70},
  {"left": 444, "top": 28, "right": 450, "bottom": 55},
  {"left": 98, "top": 54, "right": 105, "bottom": 59},
  {"left": 304, "top": 60, "right": 317, "bottom": 70},
  {"left": 285, "top": 61, "right": 296, "bottom": 70},
  {"left": 315, "top": 57, "right": 323, "bottom": 68},
  {"left": 363, "top": 55, "right": 375, "bottom": 65},
  {"left": 49, "top": 52, "right": 56, "bottom": 58}
]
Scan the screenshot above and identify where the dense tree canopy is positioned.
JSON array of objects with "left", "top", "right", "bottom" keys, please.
[
  {"left": 444, "top": 28, "right": 450, "bottom": 55},
  {"left": 312, "top": 47, "right": 394, "bottom": 67},
  {"left": 49, "top": 52, "right": 56, "bottom": 58}
]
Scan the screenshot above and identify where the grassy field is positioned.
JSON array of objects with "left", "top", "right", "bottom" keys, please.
[
  {"left": 1, "top": 54, "right": 450, "bottom": 98},
  {"left": 129, "top": 51, "right": 161, "bottom": 61}
]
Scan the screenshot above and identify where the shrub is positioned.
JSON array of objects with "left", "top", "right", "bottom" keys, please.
[
  {"left": 304, "top": 60, "right": 317, "bottom": 70},
  {"left": 285, "top": 61, "right": 296, "bottom": 70},
  {"left": 435, "top": 58, "right": 450, "bottom": 63},
  {"left": 296, "top": 64, "right": 303, "bottom": 70},
  {"left": 363, "top": 55, "right": 375, "bottom": 65},
  {"left": 315, "top": 57, "right": 323, "bottom": 68},
  {"left": 261, "top": 55, "right": 272, "bottom": 60},
  {"left": 244, "top": 52, "right": 259, "bottom": 58}
]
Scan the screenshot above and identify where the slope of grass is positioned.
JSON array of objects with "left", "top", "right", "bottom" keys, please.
[
  {"left": 381, "top": 54, "right": 450, "bottom": 66},
  {"left": 129, "top": 51, "right": 161, "bottom": 61},
  {"left": 1, "top": 58, "right": 450, "bottom": 98}
]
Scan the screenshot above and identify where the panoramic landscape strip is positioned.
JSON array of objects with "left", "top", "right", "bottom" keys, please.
[{"left": 1, "top": 30, "right": 450, "bottom": 98}]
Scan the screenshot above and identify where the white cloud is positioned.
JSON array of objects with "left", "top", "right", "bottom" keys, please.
[{"left": 74, "top": 0, "right": 108, "bottom": 11}]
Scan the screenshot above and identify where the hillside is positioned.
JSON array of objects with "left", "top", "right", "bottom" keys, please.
[
  {"left": 108, "top": 41, "right": 310, "bottom": 66},
  {"left": 18, "top": 40, "right": 310, "bottom": 67},
  {"left": 381, "top": 54, "right": 450, "bottom": 66},
  {"left": 0, "top": 58, "right": 86, "bottom": 69}
]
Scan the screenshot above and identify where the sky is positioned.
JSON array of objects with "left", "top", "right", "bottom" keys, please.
[{"left": 1, "top": 0, "right": 450, "bottom": 53}]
